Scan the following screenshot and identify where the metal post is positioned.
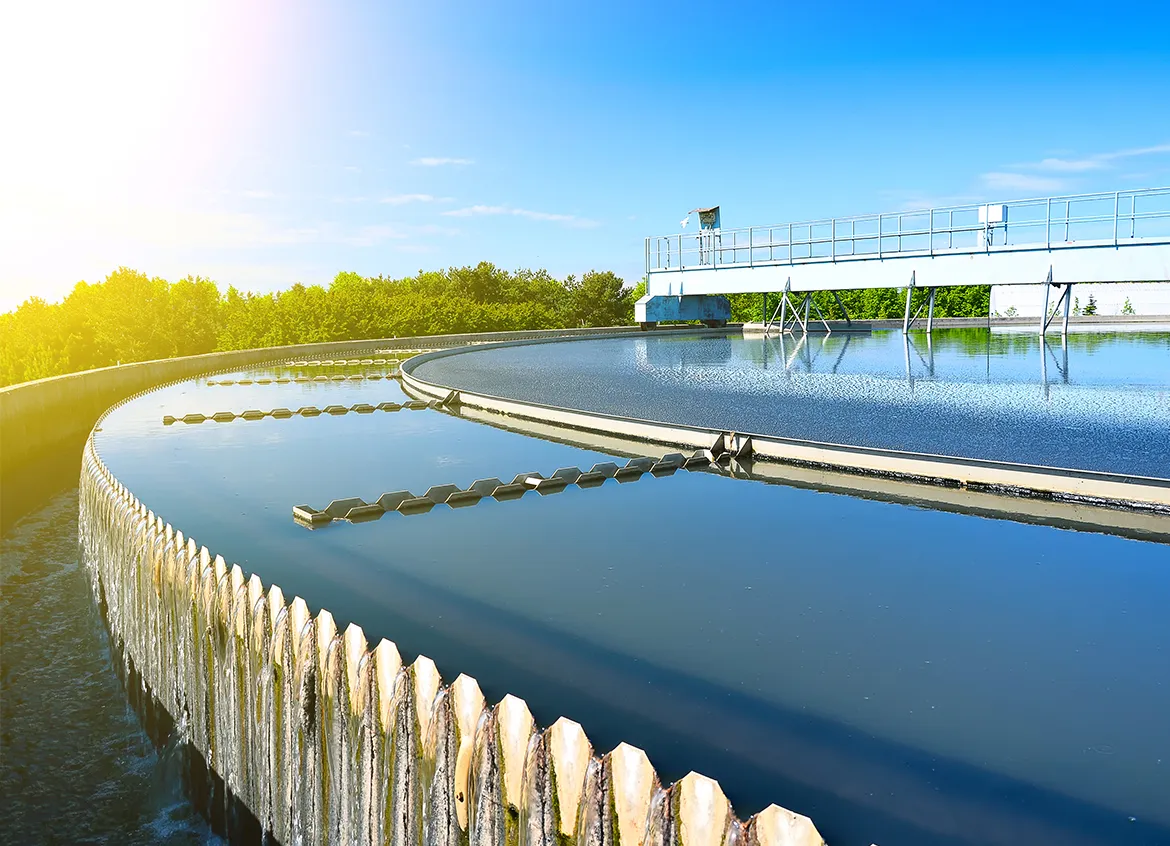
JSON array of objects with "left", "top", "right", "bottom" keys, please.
[
  {"left": 878, "top": 213, "right": 882, "bottom": 258},
  {"left": 1062, "top": 282, "right": 1073, "bottom": 336},
  {"left": 926, "top": 287, "right": 936, "bottom": 334},
  {"left": 831, "top": 290, "right": 851, "bottom": 325},
  {"left": 1114, "top": 191, "right": 1119, "bottom": 245},
  {"left": 810, "top": 297, "right": 833, "bottom": 335},
  {"left": 678, "top": 234, "right": 683, "bottom": 269},
  {"left": 803, "top": 293, "right": 811, "bottom": 330},
  {"left": 779, "top": 280, "right": 789, "bottom": 331},
  {"left": 1039, "top": 266, "right": 1052, "bottom": 336},
  {"left": 902, "top": 271, "right": 915, "bottom": 334}
]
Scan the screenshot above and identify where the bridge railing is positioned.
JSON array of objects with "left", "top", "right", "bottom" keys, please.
[{"left": 646, "top": 186, "right": 1170, "bottom": 273}]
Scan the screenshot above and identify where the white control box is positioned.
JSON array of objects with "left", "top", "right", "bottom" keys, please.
[{"left": 979, "top": 204, "right": 1008, "bottom": 224}]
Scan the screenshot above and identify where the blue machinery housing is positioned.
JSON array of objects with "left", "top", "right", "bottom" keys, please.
[{"left": 637, "top": 187, "right": 1170, "bottom": 334}]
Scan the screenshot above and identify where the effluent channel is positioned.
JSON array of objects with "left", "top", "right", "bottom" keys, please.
[{"left": 4, "top": 327, "right": 1169, "bottom": 846}]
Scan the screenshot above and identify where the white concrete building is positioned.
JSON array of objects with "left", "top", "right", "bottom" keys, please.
[{"left": 990, "top": 281, "right": 1170, "bottom": 317}]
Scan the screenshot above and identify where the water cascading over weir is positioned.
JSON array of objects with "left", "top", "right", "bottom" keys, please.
[{"left": 77, "top": 392, "right": 827, "bottom": 846}]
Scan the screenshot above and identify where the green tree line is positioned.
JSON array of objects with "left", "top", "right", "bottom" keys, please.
[
  {"left": 0, "top": 264, "right": 636, "bottom": 386},
  {"left": 0, "top": 264, "right": 991, "bottom": 387}
]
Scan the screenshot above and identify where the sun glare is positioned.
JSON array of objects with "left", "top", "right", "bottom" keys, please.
[{"left": 0, "top": 1, "right": 275, "bottom": 304}]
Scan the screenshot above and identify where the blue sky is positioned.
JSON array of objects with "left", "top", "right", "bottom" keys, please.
[{"left": 1, "top": 0, "right": 1168, "bottom": 309}]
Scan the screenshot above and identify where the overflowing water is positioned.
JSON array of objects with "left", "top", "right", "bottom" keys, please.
[{"left": 0, "top": 489, "right": 216, "bottom": 845}]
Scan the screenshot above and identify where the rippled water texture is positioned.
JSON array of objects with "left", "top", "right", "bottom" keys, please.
[
  {"left": 414, "top": 328, "right": 1170, "bottom": 477},
  {"left": 84, "top": 357, "right": 1170, "bottom": 846},
  {"left": 0, "top": 490, "right": 217, "bottom": 845}
]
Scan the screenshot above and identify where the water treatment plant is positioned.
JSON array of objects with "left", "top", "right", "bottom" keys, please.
[{"left": 4, "top": 187, "right": 1170, "bottom": 846}]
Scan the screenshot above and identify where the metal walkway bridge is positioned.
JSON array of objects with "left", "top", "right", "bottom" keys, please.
[{"left": 638, "top": 187, "right": 1170, "bottom": 335}]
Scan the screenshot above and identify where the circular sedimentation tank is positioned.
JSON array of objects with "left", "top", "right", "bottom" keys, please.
[{"left": 26, "top": 327, "right": 1170, "bottom": 846}]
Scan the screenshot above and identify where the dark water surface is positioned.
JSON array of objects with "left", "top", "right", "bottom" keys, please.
[
  {"left": 0, "top": 489, "right": 217, "bottom": 846},
  {"left": 79, "top": 358, "right": 1170, "bottom": 846},
  {"left": 414, "top": 328, "right": 1170, "bottom": 477}
]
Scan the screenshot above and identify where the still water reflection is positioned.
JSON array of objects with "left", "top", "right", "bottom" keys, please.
[
  {"left": 415, "top": 328, "right": 1170, "bottom": 477},
  {"left": 86, "top": 354, "right": 1170, "bottom": 846}
]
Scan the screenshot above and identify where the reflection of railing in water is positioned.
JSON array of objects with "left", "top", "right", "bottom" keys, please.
[{"left": 754, "top": 331, "right": 1079, "bottom": 392}]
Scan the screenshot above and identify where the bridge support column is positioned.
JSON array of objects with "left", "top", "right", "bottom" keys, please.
[{"left": 926, "top": 287, "right": 937, "bottom": 333}]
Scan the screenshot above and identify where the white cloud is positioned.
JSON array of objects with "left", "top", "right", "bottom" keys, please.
[
  {"left": 980, "top": 172, "right": 1070, "bottom": 194},
  {"left": 341, "top": 224, "right": 409, "bottom": 247},
  {"left": 442, "top": 204, "right": 598, "bottom": 228},
  {"left": 1018, "top": 143, "right": 1170, "bottom": 174},
  {"left": 879, "top": 190, "right": 983, "bottom": 211},
  {"left": 379, "top": 193, "right": 450, "bottom": 205},
  {"left": 975, "top": 142, "right": 1170, "bottom": 199},
  {"left": 1032, "top": 157, "right": 1107, "bottom": 173},
  {"left": 411, "top": 157, "right": 473, "bottom": 167},
  {"left": 241, "top": 189, "right": 273, "bottom": 199}
]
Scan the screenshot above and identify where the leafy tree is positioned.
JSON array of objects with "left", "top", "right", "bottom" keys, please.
[{"left": 563, "top": 270, "right": 635, "bottom": 327}]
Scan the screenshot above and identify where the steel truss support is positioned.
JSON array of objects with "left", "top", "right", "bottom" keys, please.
[
  {"left": 763, "top": 278, "right": 790, "bottom": 336},
  {"left": 764, "top": 279, "right": 829, "bottom": 336},
  {"left": 902, "top": 272, "right": 935, "bottom": 334},
  {"left": 1040, "top": 266, "right": 1073, "bottom": 337}
]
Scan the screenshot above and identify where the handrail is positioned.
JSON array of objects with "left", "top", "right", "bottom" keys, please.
[{"left": 647, "top": 187, "right": 1170, "bottom": 272}]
